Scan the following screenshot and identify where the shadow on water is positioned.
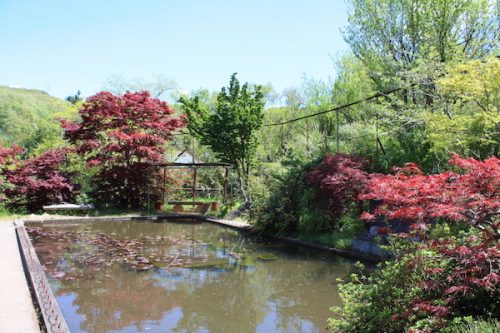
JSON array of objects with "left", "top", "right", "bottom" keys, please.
[{"left": 27, "top": 220, "right": 357, "bottom": 333}]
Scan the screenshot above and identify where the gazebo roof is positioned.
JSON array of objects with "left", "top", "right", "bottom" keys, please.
[{"left": 158, "top": 150, "right": 232, "bottom": 168}]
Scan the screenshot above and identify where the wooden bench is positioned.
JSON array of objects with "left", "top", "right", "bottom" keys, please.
[{"left": 166, "top": 201, "right": 213, "bottom": 214}]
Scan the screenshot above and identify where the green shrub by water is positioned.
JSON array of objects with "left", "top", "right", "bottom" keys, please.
[
  {"left": 329, "top": 230, "right": 499, "bottom": 332},
  {"left": 293, "top": 215, "right": 365, "bottom": 249},
  {"left": 447, "top": 319, "right": 499, "bottom": 333}
]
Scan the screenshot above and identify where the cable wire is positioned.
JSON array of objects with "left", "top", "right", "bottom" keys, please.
[{"left": 263, "top": 83, "right": 418, "bottom": 127}]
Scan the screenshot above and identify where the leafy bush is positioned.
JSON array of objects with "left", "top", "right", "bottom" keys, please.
[
  {"left": 331, "top": 154, "right": 500, "bottom": 332},
  {"left": 447, "top": 319, "right": 500, "bottom": 333},
  {"left": 307, "top": 153, "right": 368, "bottom": 217},
  {"left": 251, "top": 158, "right": 313, "bottom": 234},
  {"left": 294, "top": 214, "right": 365, "bottom": 249},
  {"left": 330, "top": 234, "right": 499, "bottom": 332},
  {"left": 4, "top": 148, "right": 76, "bottom": 212},
  {"left": 0, "top": 144, "right": 22, "bottom": 201},
  {"left": 252, "top": 154, "right": 369, "bottom": 235}
]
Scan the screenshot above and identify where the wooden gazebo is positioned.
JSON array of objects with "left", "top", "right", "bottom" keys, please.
[{"left": 154, "top": 161, "right": 232, "bottom": 213}]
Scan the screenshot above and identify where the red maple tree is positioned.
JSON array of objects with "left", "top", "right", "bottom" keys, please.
[
  {"left": 307, "top": 153, "right": 369, "bottom": 218},
  {"left": 360, "top": 154, "right": 499, "bottom": 241},
  {"left": 4, "top": 148, "right": 75, "bottom": 211},
  {"left": 61, "top": 91, "right": 186, "bottom": 208},
  {"left": 360, "top": 154, "right": 499, "bottom": 325}
]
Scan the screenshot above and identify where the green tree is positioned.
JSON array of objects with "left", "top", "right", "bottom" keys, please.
[
  {"left": 426, "top": 56, "right": 500, "bottom": 160},
  {"left": 337, "top": 0, "right": 498, "bottom": 171},
  {"left": 65, "top": 90, "right": 83, "bottom": 105},
  {"left": 179, "top": 73, "right": 265, "bottom": 204},
  {"left": 343, "top": 0, "right": 498, "bottom": 87}
]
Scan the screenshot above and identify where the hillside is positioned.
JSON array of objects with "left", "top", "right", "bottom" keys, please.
[{"left": 0, "top": 86, "right": 70, "bottom": 148}]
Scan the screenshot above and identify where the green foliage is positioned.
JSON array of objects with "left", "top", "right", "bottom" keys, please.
[
  {"left": 294, "top": 215, "right": 365, "bottom": 249},
  {"left": 65, "top": 90, "right": 83, "bottom": 105},
  {"left": 330, "top": 227, "right": 499, "bottom": 332},
  {"left": 329, "top": 240, "right": 425, "bottom": 333},
  {"left": 179, "top": 73, "right": 265, "bottom": 203},
  {"left": 0, "top": 86, "right": 72, "bottom": 153},
  {"left": 312, "top": 0, "right": 500, "bottom": 173},
  {"left": 426, "top": 57, "right": 500, "bottom": 160},
  {"left": 0, "top": 204, "right": 13, "bottom": 217},
  {"left": 251, "top": 154, "right": 368, "bottom": 237},
  {"left": 447, "top": 319, "right": 500, "bottom": 333},
  {"left": 250, "top": 157, "right": 317, "bottom": 235},
  {"left": 344, "top": 0, "right": 498, "bottom": 84}
]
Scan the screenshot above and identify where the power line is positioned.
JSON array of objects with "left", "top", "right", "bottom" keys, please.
[{"left": 263, "top": 83, "right": 418, "bottom": 127}]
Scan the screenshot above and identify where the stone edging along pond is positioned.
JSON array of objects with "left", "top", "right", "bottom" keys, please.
[
  {"left": 14, "top": 219, "right": 70, "bottom": 333},
  {"left": 14, "top": 214, "right": 382, "bottom": 332}
]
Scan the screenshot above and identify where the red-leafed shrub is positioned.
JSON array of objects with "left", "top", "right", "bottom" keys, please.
[
  {"left": 331, "top": 234, "right": 499, "bottom": 332},
  {"left": 331, "top": 154, "right": 499, "bottom": 332},
  {"left": 360, "top": 154, "right": 499, "bottom": 241},
  {"left": 62, "top": 91, "right": 186, "bottom": 208},
  {"left": 0, "top": 144, "right": 22, "bottom": 167},
  {"left": 4, "top": 148, "right": 76, "bottom": 212},
  {"left": 307, "top": 153, "right": 369, "bottom": 218}
]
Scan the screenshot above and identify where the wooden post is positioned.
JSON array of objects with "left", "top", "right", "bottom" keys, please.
[
  {"left": 163, "top": 168, "right": 166, "bottom": 203},
  {"left": 223, "top": 167, "right": 229, "bottom": 203},
  {"left": 192, "top": 167, "right": 197, "bottom": 202}
]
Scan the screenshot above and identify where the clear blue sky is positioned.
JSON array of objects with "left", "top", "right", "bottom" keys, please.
[{"left": 0, "top": 0, "right": 349, "bottom": 99}]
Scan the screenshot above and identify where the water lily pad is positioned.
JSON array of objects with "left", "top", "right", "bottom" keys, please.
[{"left": 257, "top": 254, "right": 278, "bottom": 261}]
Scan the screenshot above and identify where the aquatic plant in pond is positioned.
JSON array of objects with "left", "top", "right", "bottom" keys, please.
[{"left": 28, "top": 225, "right": 249, "bottom": 277}]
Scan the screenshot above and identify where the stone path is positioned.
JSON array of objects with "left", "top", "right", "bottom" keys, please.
[{"left": 0, "top": 221, "right": 40, "bottom": 333}]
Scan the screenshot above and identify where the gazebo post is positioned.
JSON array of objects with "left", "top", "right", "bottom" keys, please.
[
  {"left": 157, "top": 161, "right": 231, "bottom": 210},
  {"left": 192, "top": 167, "right": 197, "bottom": 202},
  {"left": 223, "top": 167, "right": 229, "bottom": 203},
  {"left": 163, "top": 168, "right": 167, "bottom": 203}
]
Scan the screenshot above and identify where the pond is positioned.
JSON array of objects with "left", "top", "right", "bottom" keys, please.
[{"left": 27, "top": 220, "right": 356, "bottom": 333}]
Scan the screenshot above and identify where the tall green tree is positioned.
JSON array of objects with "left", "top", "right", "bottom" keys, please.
[
  {"left": 179, "top": 73, "right": 265, "bottom": 203},
  {"left": 343, "top": 0, "right": 499, "bottom": 87},
  {"left": 426, "top": 56, "right": 500, "bottom": 159},
  {"left": 338, "top": 0, "right": 498, "bottom": 171}
]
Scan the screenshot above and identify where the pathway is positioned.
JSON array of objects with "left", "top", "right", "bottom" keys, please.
[{"left": 0, "top": 221, "right": 40, "bottom": 333}]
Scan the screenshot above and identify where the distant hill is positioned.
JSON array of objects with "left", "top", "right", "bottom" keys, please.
[{"left": 0, "top": 86, "right": 70, "bottom": 148}]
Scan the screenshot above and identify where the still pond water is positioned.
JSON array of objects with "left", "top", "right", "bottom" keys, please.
[{"left": 27, "top": 220, "right": 356, "bottom": 333}]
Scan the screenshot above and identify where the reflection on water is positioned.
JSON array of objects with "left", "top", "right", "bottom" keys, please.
[{"left": 27, "top": 220, "right": 355, "bottom": 333}]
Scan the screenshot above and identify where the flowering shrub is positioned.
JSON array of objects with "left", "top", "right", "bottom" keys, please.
[{"left": 62, "top": 91, "right": 186, "bottom": 208}]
